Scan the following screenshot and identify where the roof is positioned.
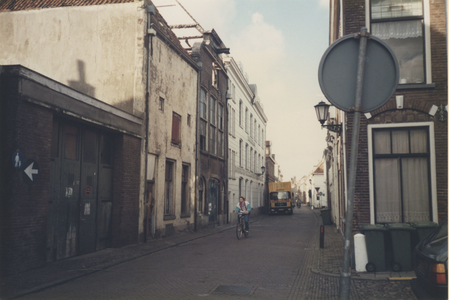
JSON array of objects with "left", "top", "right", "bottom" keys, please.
[
  {"left": 313, "top": 160, "right": 325, "bottom": 174},
  {"left": 0, "top": 0, "right": 140, "bottom": 12}
]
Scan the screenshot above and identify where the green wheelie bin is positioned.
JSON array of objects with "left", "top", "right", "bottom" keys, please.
[
  {"left": 410, "top": 221, "right": 438, "bottom": 241},
  {"left": 386, "top": 223, "right": 416, "bottom": 272},
  {"left": 360, "top": 224, "right": 388, "bottom": 272},
  {"left": 410, "top": 221, "right": 438, "bottom": 250}
]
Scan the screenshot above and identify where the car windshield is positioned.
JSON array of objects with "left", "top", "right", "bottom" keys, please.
[{"left": 270, "top": 191, "right": 291, "bottom": 200}]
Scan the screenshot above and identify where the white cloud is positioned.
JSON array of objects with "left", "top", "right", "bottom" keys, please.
[
  {"left": 319, "top": 0, "right": 329, "bottom": 8},
  {"left": 228, "top": 12, "right": 285, "bottom": 84}
]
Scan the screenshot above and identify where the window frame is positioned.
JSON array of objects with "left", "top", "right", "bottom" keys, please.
[
  {"left": 366, "top": 0, "right": 432, "bottom": 85},
  {"left": 164, "top": 160, "right": 175, "bottom": 218},
  {"left": 209, "top": 125, "right": 216, "bottom": 155},
  {"left": 200, "top": 88, "right": 207, "bottom": 120},
  {"left": 181, "top": 164, "right": 190, "bottom": 217},
  {"left": 368, "top": 122, "right": 438, "bottom": 224},
  {"left": 171, "top": 112, "right": 182, "bottom": 146},
  {"left": 218, "top": 103, "right": 224, "bottom": 157}
]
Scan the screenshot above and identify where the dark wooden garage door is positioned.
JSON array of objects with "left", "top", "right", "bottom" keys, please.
[{"left": 47, "top": 120, "right": 113, "bottom": 261}]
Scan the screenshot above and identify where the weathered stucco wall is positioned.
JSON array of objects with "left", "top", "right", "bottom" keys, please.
[
  {"left": 0, "top": 2, "right": 146, "bottom": 115},
  {"left": 148, "top": 35, "right": 198, "bottom": 236}
]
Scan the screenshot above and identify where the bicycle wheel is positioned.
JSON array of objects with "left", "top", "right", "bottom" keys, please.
[{"left": 236, "top": 223, "right": 243, "bottom": 239}]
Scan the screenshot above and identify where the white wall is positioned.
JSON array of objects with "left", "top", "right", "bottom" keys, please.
[
  {"left": 0, "top": 3, "right": 146, "bottom": 115},
  {"left": 148, "top": 32, "right": 198, "bottom": 236},
  {"left": 223, "top": 55, "right": 266, "bottom": 223}
]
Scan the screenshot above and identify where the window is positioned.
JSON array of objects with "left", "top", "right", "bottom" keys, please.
[
  {"left": 210, "top": 125, "right": 216, "bottom": 154},
  {"left": 83, "top": 130, "right": 97, "bottom": 163},
  {"left": 200, "top": 89, "right": 207, "bottom": 120},
  {"left": 218, "top": 104, "right": 224, "bottom": 157},
  {"left": 64, "top": 125, "right": 79, "bottom": 160},
  {"left": 218, "top": 131, "right": 223, "bottom": 157},
  {"left": 254, "top": 151, "right": 258, "bottom": 172},
  {"left": 212, "top": 63, "right": 219, "bottom": 88},
  {"left": 227, "top": 104, "right": 231, "bottom": 135},
  {"left": 239, "top": 101, "right": 243, "bottom": 127},
  {"left": 181, "top": 164, "right": 189, "bottom": 216},
  {"left": 171, "top": 112, "right": 181, "bottom": 145},
  {"left": 228, "top": 148, "right": 232, "bottom": 176},
  {"left": 210, "top": 96, "right": 216, "bottom": 125},
  {"left": 370, "top": 0, "right": 425, "bottom": 84},
  {"left": 232, "top": 150, "right": 236, "bottom": 178},
  {"left": 200, "top": 120, "right": 207, "bottom": 151},
  {"left": 159, "top": 97, "right": 164, "bottom": 112},
  {"left": 239, "top": 140, "right": 243, "bottom": 167},
  {"left": 250, "top": 148, "right": 253, "bottom": 172},
  {"left": 371, "top": 126, "right": 432, "bottom": 223},
  {"left": 187, "top": 114, "right": 191, "bottom": 127},
  {"left": 245, "top": 144, "right": 249, "bottom": 169},
  {"left": 239, "top": 178, "right": 243, "bottom": 198},
  {"left": 250, "top": 114, "right": 253, "bottom": 138},
  {"left": 100, "top": 134, "right": 113, "bottom": 165},
  {"left": 218, "top": 104, "right": 223, "bottom": 131},
  {"left": 164, "top": 160, "right": 174, "bottom": 216},
  {"left": 232, "top": 108, "right": 236, "bottom": 136},
  {"left": 245, "top": 108, "right": 248, "bottom": 133}
]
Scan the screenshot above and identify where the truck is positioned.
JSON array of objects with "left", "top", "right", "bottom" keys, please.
[{"left": 268, "top": 182, "right": 294, "bottom": 215}]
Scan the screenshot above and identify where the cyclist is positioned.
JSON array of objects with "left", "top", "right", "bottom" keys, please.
[{"left": 235, "top": 196, "right": 251, "bottom": 233}]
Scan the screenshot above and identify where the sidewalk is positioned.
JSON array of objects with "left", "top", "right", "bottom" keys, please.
[
  {"left": 0, "top": 217, "right": 250, "bottom": 300},
  {"left": 0, "top": 210, "right": 415, "bottom": 299},
  {"left": 310, "top": 208, "right": 416, "bottom": 281}
]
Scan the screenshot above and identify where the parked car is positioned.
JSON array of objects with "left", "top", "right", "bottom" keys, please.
[{"left": 411, "top": 222, "right": 448, "bottom": 300}]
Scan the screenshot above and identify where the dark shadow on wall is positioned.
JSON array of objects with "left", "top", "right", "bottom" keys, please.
[
  {"left": 67, "top": 60, "right": 135, "bottom": 114},
  {"left": 68, "top": 60, "right": 95, "bottom": 98}
]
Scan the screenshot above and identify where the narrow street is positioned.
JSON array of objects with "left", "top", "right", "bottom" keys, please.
[{"left": 16, "top": 207, "right": 416, "bottom": 300}]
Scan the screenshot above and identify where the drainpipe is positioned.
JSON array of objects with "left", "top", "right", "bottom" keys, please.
[
  {"left": 144, "top": 4, "right": 156, "bottom": 241},
  {"left": 194, "top": 61, "right": 202, "bottom": 232}
]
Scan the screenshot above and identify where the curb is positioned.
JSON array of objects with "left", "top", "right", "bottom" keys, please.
[{"left": 2, "top": 214, "right": 268, "bottom": 299}]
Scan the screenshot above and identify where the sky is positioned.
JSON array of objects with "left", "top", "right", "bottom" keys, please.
[{"left": 153, "top": 0, "right": 330, "bottom": 181}]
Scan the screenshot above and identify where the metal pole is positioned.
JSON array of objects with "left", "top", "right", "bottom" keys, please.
[{"left": 339, "top": 27, "right": 369, "bottom": 300}]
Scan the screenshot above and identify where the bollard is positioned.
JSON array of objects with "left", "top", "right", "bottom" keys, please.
[{"left": 320, "top": 225, "right": 325, "bottom": 248}]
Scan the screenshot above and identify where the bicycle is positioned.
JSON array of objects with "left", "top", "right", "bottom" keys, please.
[{"left": 235, "top": 212, "right": 249, "bottom": 240}]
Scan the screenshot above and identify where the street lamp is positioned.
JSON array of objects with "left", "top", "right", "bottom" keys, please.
[
  {"left": 314, "top": 101, "right": 342, "bottom": 134},
  {"left": 256, "top": 166, "right": 266, "bottom": 176}
]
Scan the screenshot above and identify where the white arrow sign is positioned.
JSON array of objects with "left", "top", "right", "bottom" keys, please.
[{"left": 24, "top": 161, "right": 39, "bottom": 181}]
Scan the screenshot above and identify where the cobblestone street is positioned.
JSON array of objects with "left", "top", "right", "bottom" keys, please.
[{"left": 2, "top": 207, "right": 419, "bottom": 300}]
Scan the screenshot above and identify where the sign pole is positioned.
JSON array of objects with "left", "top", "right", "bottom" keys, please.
[{"left": 339, "top": 27, "right": 369, "bottom": 300}]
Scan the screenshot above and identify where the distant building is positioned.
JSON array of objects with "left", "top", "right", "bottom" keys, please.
[
  {"left": 224, "top": 56, "right": 267, "bottom": 222},
  {"left": 311, "top": 159, "right": 326, "bottom": 209}
]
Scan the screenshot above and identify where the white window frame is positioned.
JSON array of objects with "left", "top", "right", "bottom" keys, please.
[
  {"left": 365, "top": 0, "right": 432, "bottom": 84},
  {"left": 367, "top": 122, "right": 437, "bottom": 224}
]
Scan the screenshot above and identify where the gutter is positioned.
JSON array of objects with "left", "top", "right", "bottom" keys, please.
[{"left": 144, "top": 4, "right": 156, "bottom": 240}]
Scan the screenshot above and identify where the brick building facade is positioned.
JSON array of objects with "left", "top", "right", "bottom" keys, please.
[
  {"left": 327, "top": 0, "right": 447, "bottom": 231},
  {"left": 0, "top": 66, "right": 143, "bottom": 275}
]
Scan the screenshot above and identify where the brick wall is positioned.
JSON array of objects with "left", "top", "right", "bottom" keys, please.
[
  {"left": 1, "top": 77, "right": 52, "bottom": 275},
  {"left": 111, "top": 134, "right": 141, "bottom": 247}
]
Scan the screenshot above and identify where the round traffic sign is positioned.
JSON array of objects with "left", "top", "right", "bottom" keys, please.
[{"left": 318, "top": 33, "right": 399, "bottom": 112}]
